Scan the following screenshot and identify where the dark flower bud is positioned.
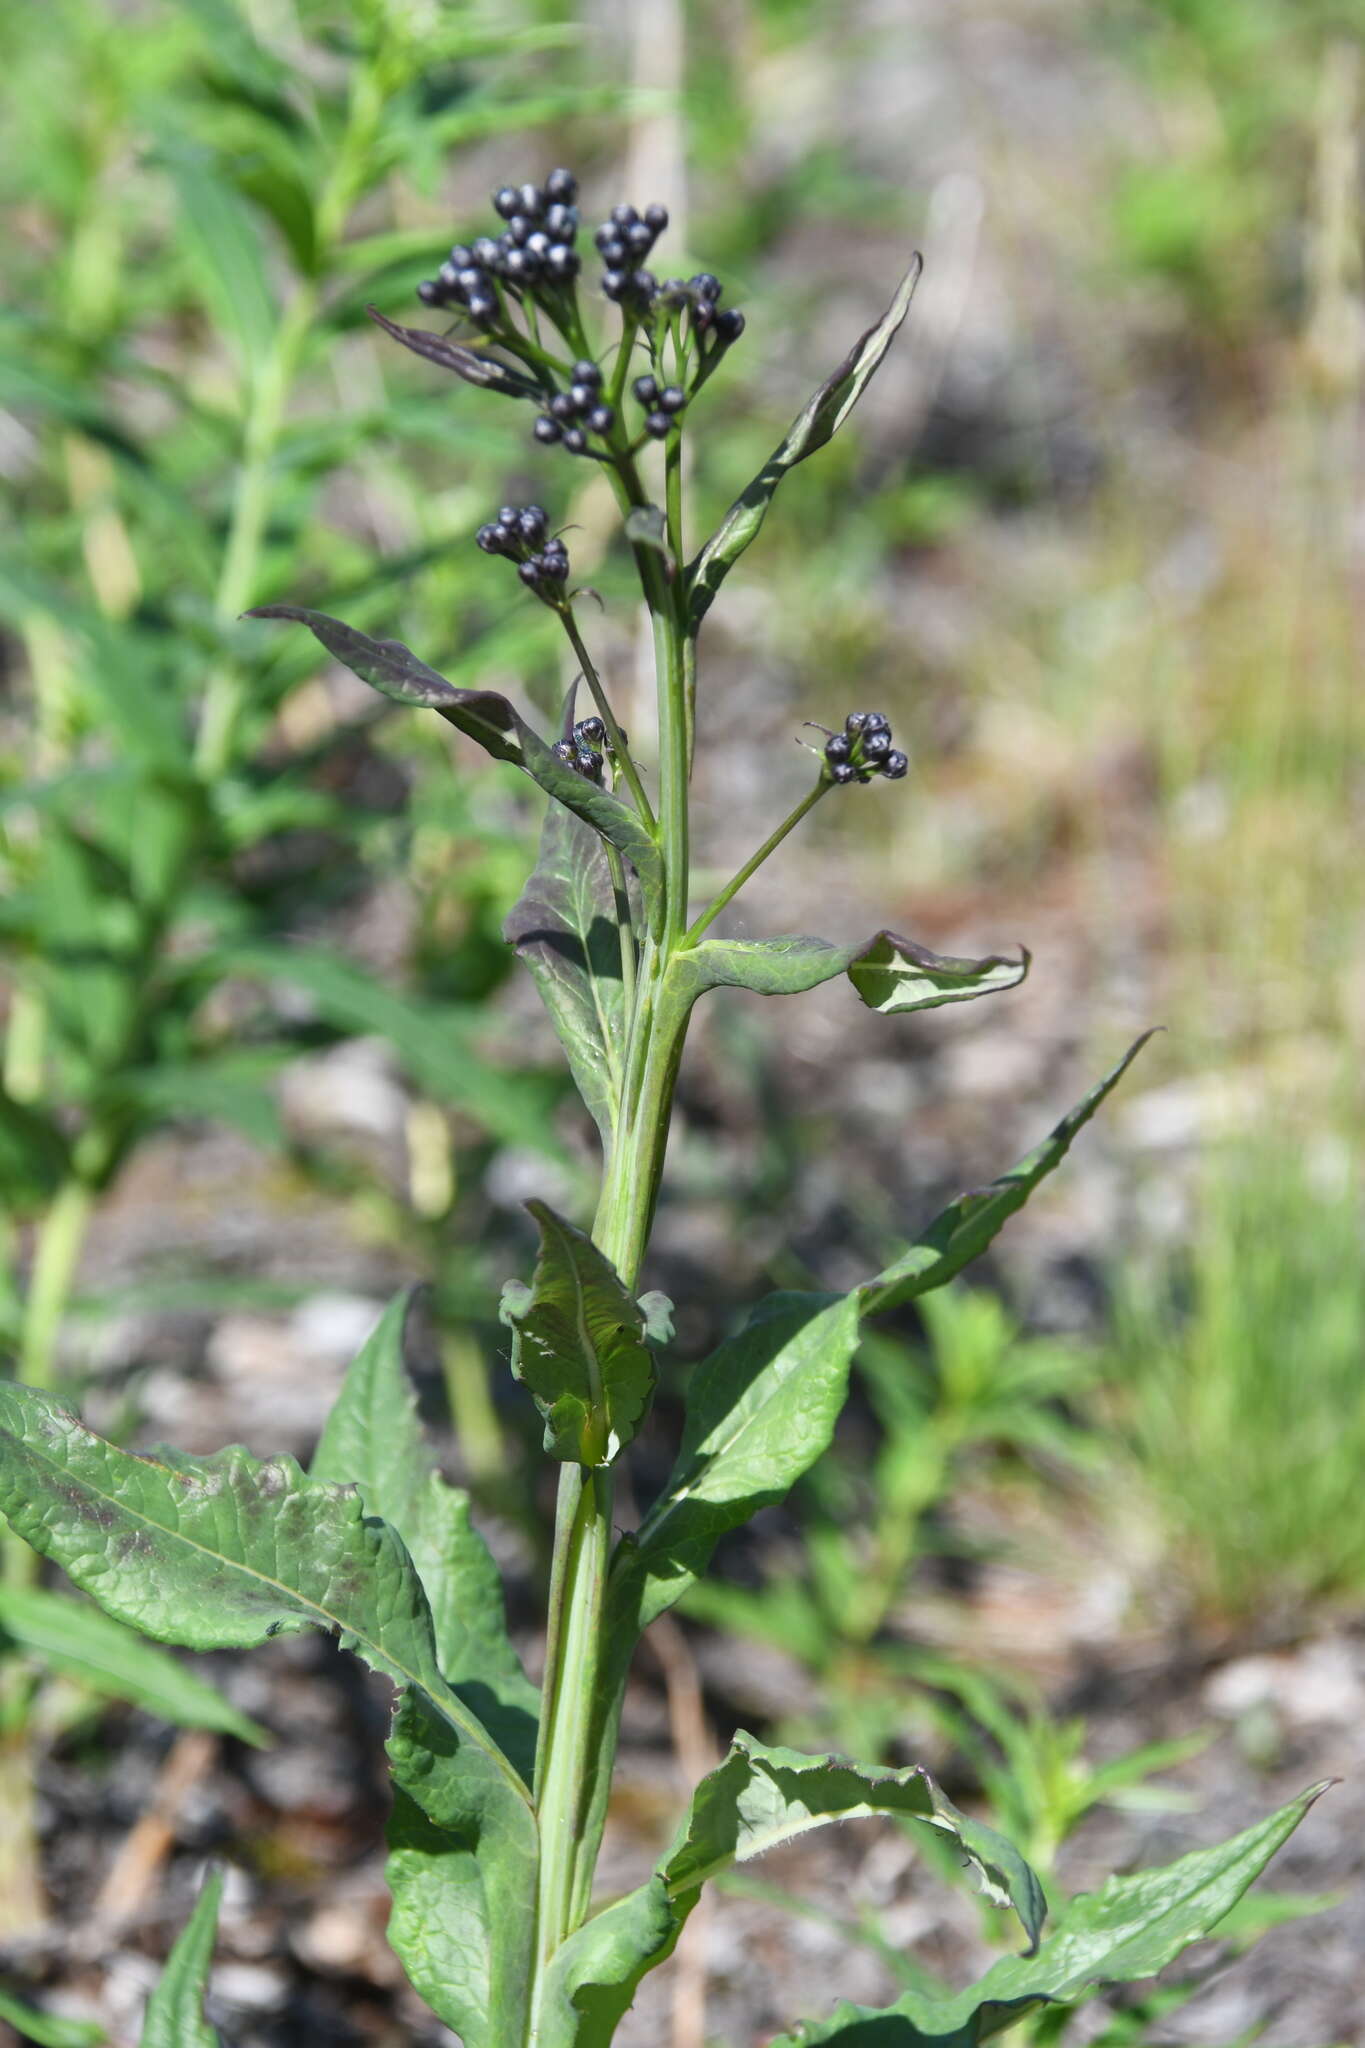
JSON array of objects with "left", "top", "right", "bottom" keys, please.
[
  {"left": 498, "top": 505, "right": 520, "bottom": 527},
  {"left": 829, "top": 761, "right": 856, "bottom": 785},
  {"left": 611, "top": 202, "right": 639, "bottom": 227},
  {"left": 659, "top": 384, "right": 687, "bottom": 413},
  {"left": 475, "top": 523, "right": 504, "bottom": 554},
  {"left": 845, "top": 711, "right": 869, "bottom": 733},
  {"left": 825, "top": 733, "right": 851, "bottom": 763},
  {"left": 473, "top": 236, "right": 501, "bottom": 266},
  {"left": 863, "top": 712, "right": 891, "bottom": 735},
  {"left": 518, "top": 505, "right": 548, "bottom": 544},
  {"left": 546, "top": 168, "right": 578, "bottom": 203},
  {"left": 575, "top": 715, "right": 605, "bottom": 745},
  {"left": 456, "top": 265, "right": 486, "bottom": 294},
  {"left": 503, "top": 248, "right": 531, "bottom": 282},
  {"left": 545, "top": 244, "right": 580, "bottom": 278},
  {"left": 562, "top": 426, "right": 588, "bottom": 453},
  {"left": 633, "top": 373, "right": 660, "bottom": 405},
  {"left": 493, "top": 186, "right": 519, "bottom": 219},
  {"left": 549, "top": 391, "right": 578, "bottom": 421},
  {"left": 690, "top": 297, "right": 714, "bottom": 330},
  {"left": 448, "top": 242, "right": 473, "bottom": 268},
  {"left": 586, "top": 403, "right": 615, "bottom": 434},
  {"left": 881, "top": 750, "right": 909, "bottom": 779},
  {"left": 534, "top": 415, "right": 563, "bottom": 443},
  {"left": 630, "top": 269, "right": 658, "bottom": 298},
  {"left": 438, "top": 260, "right": 461, "bottom": 291},
  {"left": 576, "top": 744, "right": 604, "bottom": 781},
  {"left": 417, "top": 279, "right": 441, "bottom": 305},
  {"left": 626, "top": 220, "right": 655, "bottom": 255},
  {"left": 594, "top": 224, "right": 624, "bottom": 257},
  {"left": 643, "top": 202, "right": 669, "bottom": 233},
  {"left": 569, "top": 381, "right": 598, "bottom": 410},
  {"left": 552, "top": 738, "right": 578, "bottom": 765},
  {"left": 573, "top": 359, "right": 602, "bottom": 386},
  {"left": 691, "top": 272, "right": 721, "bottom": 300},
  {"left": 507, "top": 215, "right": 532, "bottom": 247},
  {"left": 517, "top": 183, "right": 545, "bottom": 219},
  {"left": 715, "top": 307, "right": 745, "bottom": 341},
  {"left": 644, "top": 410, "right": 673, "bottom": 438},
  {"left": 601, "top": 269, "right": 628, "bottom": 302},
  {"left": 467, "top": 293, "right": 498, "bottom": 323},
  {"left": 861, "top": 728, "right": 892, "bottom": 761},
  {"left": 519, "top": 560, "right": 542, "bottom": 587},
  {"left": 545, "top": 202, "right": 578, "bottom": 240},
  {"left": 525, "top": 231, "right": 552, "bottom": 259}
]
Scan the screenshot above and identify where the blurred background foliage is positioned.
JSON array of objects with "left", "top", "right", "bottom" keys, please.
[{"left": 1, "top": 0, "right": 1362, "bottom": 2034}]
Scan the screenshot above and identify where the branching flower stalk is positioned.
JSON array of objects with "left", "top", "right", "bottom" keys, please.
[{"left": 0, "top": 161, "right": 1325, "bottom": 2048}]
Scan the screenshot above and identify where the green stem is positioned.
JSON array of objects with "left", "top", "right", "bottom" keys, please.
[
  {"left": 560, "top": 610, "right": 656, "bottom": 831},
  {"left": 603, "top": 843, "right": 638, "bottom": 1040},
  {"left": 683, "top": 777, "right": 829, "bottom": 945}
]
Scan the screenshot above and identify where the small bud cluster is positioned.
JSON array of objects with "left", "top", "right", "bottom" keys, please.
[
  {"left": 552, "top": 715, "right": 619, "bottom": 784},
  {"left": 632, "top": 372, "right": 687, "bottom": 440},
  {"left": 474, "top": 504, "right": 569, "bottom": 602},
  {"left": 533, "top": 358, "right": 614, "bottom": 454},
  {"left": 822, "top": 711, "right": 908, "bottom": 785},
  {"left": 419, "top": 169, "right": 581, "bottom": 324}
]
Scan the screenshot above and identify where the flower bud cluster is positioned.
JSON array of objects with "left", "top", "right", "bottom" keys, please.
[
  {"left": 552, "top": 715, "right": 621, "bottom": 784},
  {"left": 474, "top": 504, "right": 569, "bottom": 602},
  {"left": 533, "top": 359, "right": 614, "bottom": 454},
  {"left": 418, "top": 169, "right": 581, "bottom": 323},
  {"left": 823, "top": 711, "right": 908, "bottom": 785}
]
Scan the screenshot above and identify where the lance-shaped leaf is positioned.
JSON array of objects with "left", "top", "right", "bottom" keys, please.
[
  {"left": 311, "top": 1291, "right": 538, "bottom": 1783},
  {"left": 765, "top": 1783, "right": 1327, "bottom": 2046},
  {"left": 687, "top": 255, "right": 923, "bottom": 630},
  {"left": 139, "top": 1869, "right": 223, "bottom": 2048},
  {"left": 0, "top": 1987, "right": 103, "bottom": 2048},
  {"left": 0, "top": 1384, "right": 534, "bottom": 1822},
  {"left": 611, "top": 1291, "right": 862, "bottom": 1634},
  {"left": 859, "top": 1035, "right": 1155, "bottom": 1318},
  {"left": 0, "top": 1585, "right": 267, "bottom": 1746},
  {"left": 504, "top": 806, "right": 627, "bottom": 1147},
  {"left": 538, "top": 1734, "right": 1044, "bottom": 2045},
  {"left": 501, "top": 1202, "right": 657, "bottom": 1465},
  {"left": 246, "top": 606, "right": 664, "bottom": 937},
  {"left": 366, "top": 305, "right": 545, "bottom": 398},
  {"left": 670, "top": 931, "right": 1027, "bottom": 1013}
]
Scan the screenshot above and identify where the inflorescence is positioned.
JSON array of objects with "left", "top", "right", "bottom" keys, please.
[
  {"left": 475, "top": 503, "right": 569, "bottom": 604},
  {"left": 414, "top": 169, "right": 746, "bottom": 461},
  {"left": 552, "top": 715, "right": 620, "bottom": 785},
  {"left": 817, "top": 712, "right": 909, "bottom": 785}
]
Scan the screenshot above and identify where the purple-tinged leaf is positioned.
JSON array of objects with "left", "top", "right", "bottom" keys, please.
[{"left": 366, "top": 306, "right": 544, "bottom": 399}]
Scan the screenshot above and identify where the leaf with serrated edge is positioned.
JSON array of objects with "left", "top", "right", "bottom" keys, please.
[
  {"left": 504, "top": 806, "right": 626, "bottom": 1146},
  {"left": 139, "top": 1869, "right": 222, "bottom": 2048},
  {"left": 764, "top": 1784, "right": 1327, "bottom": 2046},
  {"left": 539, "top": 1734, "right": 1043, "bottom": 2045},
  {"left": 671, "top": 932, "right": 1027, "bottom": 1013},
  {"left": 247, "top": 606, "right": 664, "bottom": 937},
  {"left": 687, "top": 256, "right": 922, "bottom": 629},
  {"left": 859, "top": 1036, "right": 1155, "bottom": 1318},
  {"left": 0, "top": 1585, "right": 266, "bottom": 1746},
  {"left": 503, "top": 1203, "right": 656, "bottom": 1465},
  {"left": 310, "top": 1291, "right": 537, "bottom": 1782}
]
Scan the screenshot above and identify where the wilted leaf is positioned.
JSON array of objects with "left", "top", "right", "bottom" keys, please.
[
  {"left": 671, "top": 931, "right": 1026, "bottom": 1014},
  {"left": 247, "top": 607, "right": 664, "bottom": 935},
  {"left": 687, "top": 256, "right": 923, "bottom": 629},
  {"left": 366, "top": 305, "right": 547, "bottom": 398}
]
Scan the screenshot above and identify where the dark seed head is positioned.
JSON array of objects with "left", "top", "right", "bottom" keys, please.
[
  {"left": 569, "top": 381, "right": 597, "bottom": 410},
  {"left": 630, "top": 269, "right": 658, "bottom": 298},
  {"left": 633, "top": 374, "right": 660, "bottom": 405},
  {"left": 517, "top": 183, "right": 545, "bottom": 219},
  {"left": 829, "top": 761, "right": 856, "bottom": 785},
  {"left": 518, "top": 560, "right": 541, "bottom": 587},
  {"left": 545, "top": 202, "right": 578, "bottom": 239},
  {"left": 525, "top": 231, "right": 552, "bottom": 259},
  {"left": 691, "top": 272, "right": 721, "bottom": 300},
  {"left": 594, "top": 224, "right": 623, "bottom": 257},
  {"left": 534, "top": 415, "right": 562, "bottom": 443},
  {"left": 715, "top": 307, "right": 745, "bottom": 342},
  {"left": 549, "top": 391, "right": 578, "bottom": 421},
  {"left": 562, "top": 426, "right": 588, "bottom": 454},
  {"left": 881, "top": 750, "right": 909, "bottom": 780},
  {"left": 610, "top": 202, "right": 638, "bottom": 228},
  {"left": 498, "top": 505, "right": 519, "bottom": 527},
  {"left": 626, "top": 220, "right": 655, "bottom": 255},
  {"left": 659, "top": 384, "right": 686, "bottom": 413},
  {"left": 861, "top": 728, "right": 892, "bottom": 761},
  {"left": 586, "top": 403, "right": 615, "bottom": 434},
  {"left": 473, "top": 236, "right": 501, "bottom": 267},
  {"left": 863, "top": 712, "right": 891, "bottom": 735},
  {"left": 448, "top": 242, "right": 473, "bottom": 267},
  {"left": 546, "top": 167, "right": 577, "bottom": 203},
  {"left": 467, "top": 293, "right": 497, "bottom": 323},
  {"left": 475, "top": 523, "right": 503, "bottom": 554},
  {"left": 644, "top": 409, "right": 672, "bottom": 438},
  {"left": 845, "top": 711, "right": 869, "bottom": 734},
  {"left": 643, "top": 202, "right": 669, "bottom": 233},
  {"left": 546, "top": 244, "right": 580, "bottom": 278},
  {"left": 601, "top": 269, "right": 628, "bottom": 301},
  {"left": 573, "top": 359, "right": 602, "bottom": 386},
  {"left": 493, "top": 186, "right": 519, "bottom": 219},
  {"left": 575, "top": 715, "right": 605, "bottom": 745},
  {"left": 518, "top": 505, "right": 548, "bottom": 543},
  {"left": 825, "top": 733, "right": 851, "bottom": 763}
]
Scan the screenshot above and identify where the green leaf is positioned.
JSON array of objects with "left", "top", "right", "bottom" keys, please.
[
  {"left": 687, "top": 256, "right": 923, "bottom": 630},
  {"left": 246, "top": 606, "right": 665, "bottom": 937},
  {"left": 672, "top": 932, "right": 1027, "bottom": 1014},
  {"left": 540, "top": 1735, "right": 1044, "bottom": 2044},
  {"left": 139, "top": 1869, "right": 223, "bottom": 2048},
  {"left": 160, "top": 140, "right": 277, "bottom": 382},
  {"left": 859, "top": 1035, "right": 1156, "bottom": 1318},
  {"left": 310, "top": 1291, "right": 537, "bottom": 1782},
  {"left": 0, "top": 1090, "right": 72, "bottom": 1211},
  {"left": 119, "top": 1053, "right": 288, "bottom": 1151},
  {"left": 501, "top": 1202, "right": 657, "bottom": 1466},
  {"left": 0, "top": 1985, "right": 104, "bottom": 2047},
  {"left": 0, "top": 1585, "right": 267, "bottom": 1745},
  {"left": 504, "top": 805, "right": 626, "bottom": 1146},
  {"left": 616, "top": 1291, "right": 862, "bottom": 1632},
  {"left": 0, "top": 1383, "right": 531, "bottom": 1817},
  {"left": 764, "top": 1783, "right": 1327, "bottom": 2045}
]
